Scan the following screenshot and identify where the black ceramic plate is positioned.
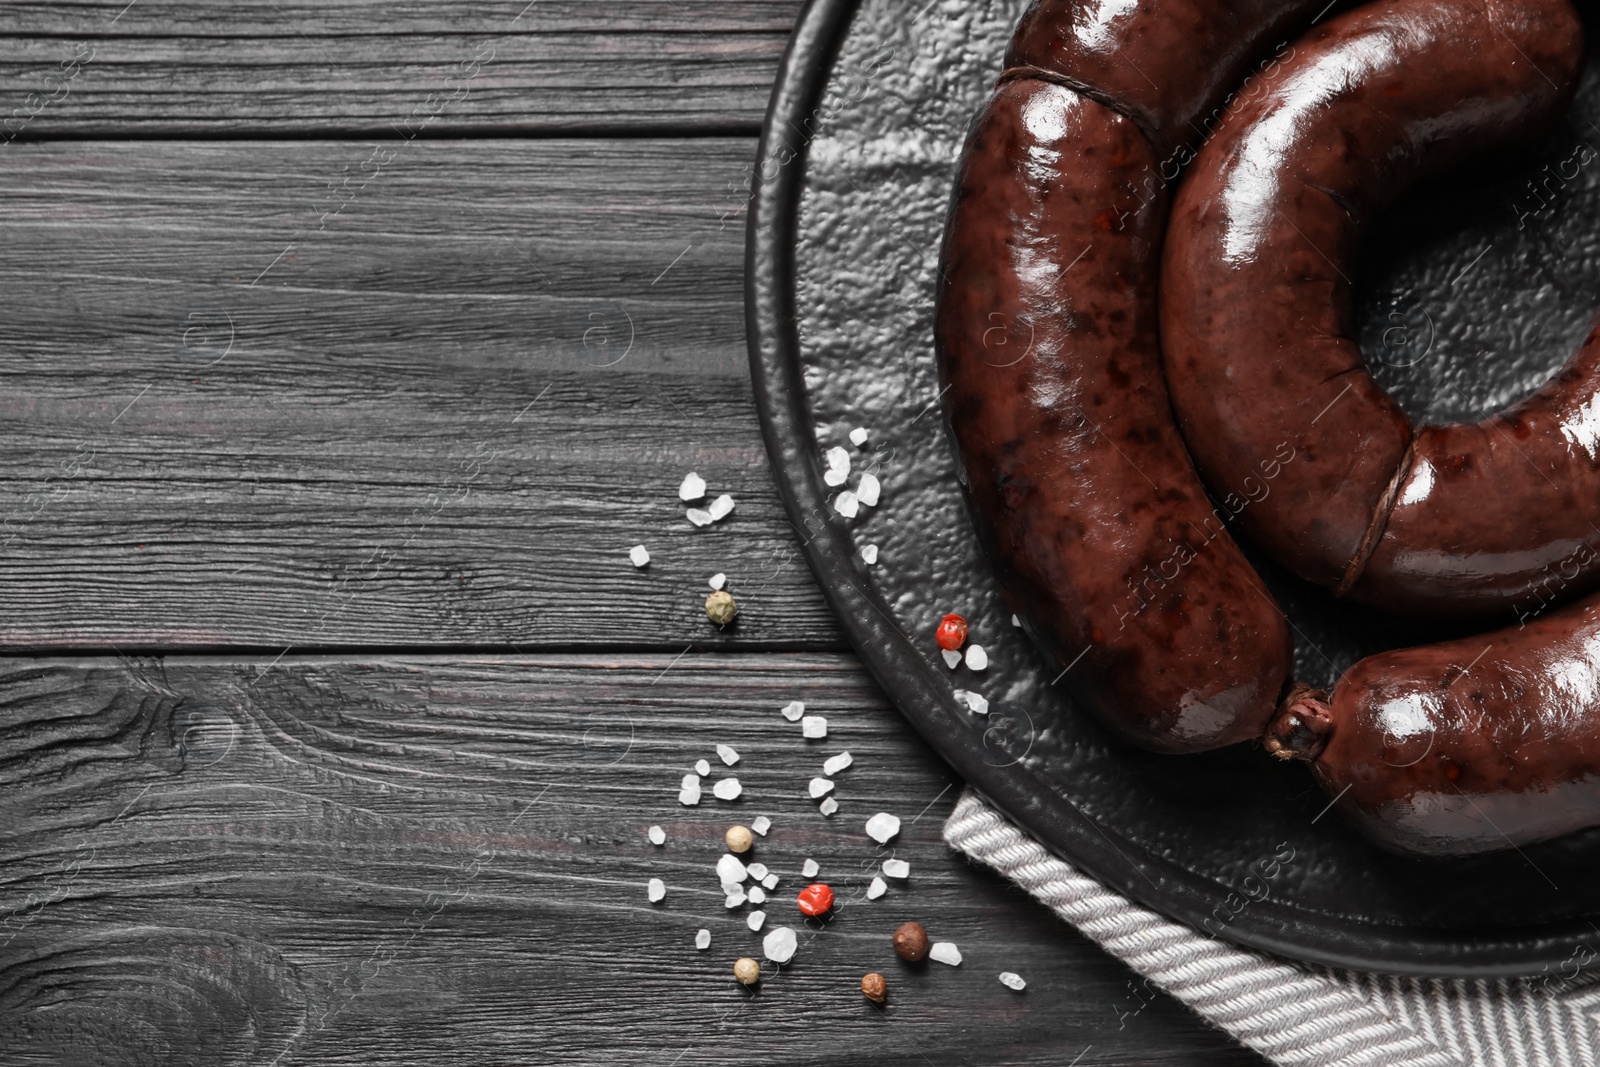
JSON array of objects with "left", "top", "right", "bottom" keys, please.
[{"left": 748, "top": 0, "right": 1600, "bottom": 976}]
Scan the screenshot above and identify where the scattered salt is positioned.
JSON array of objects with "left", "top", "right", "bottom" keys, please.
[
  {"left": 648, "top": 878, "right": 666, "bottom": 902},
  {"left": 861, "top": 544, "right": 879, "bottom": 565},
  {"left": 780, "top": 701, "right": 806, "bottom": 722},
  {"left": 866, "top": 876, "right": 887, "bottom": 900},
  {"left": 998, "top": 972, "right": 1027, "bottom": 991},
  {"left": 941, "top": 649, "right": 961, "bottom": 669},
  {"left": 647, "top": 825, "right": 665, "bottom": 846},
  {"left": 716, "top": 854, "right": 749, "bottom": 883},
  {"left": 823, "top": 752, "right": 853, "bottom": 776},
  {"left": 709, "top": 572, "right": 727, "bottom": 590},
  {"left": 930, "top": 942, "right": 962, "bottom": 966},
  {"left": 857, "top": 473, "right": 880, "bottom": 507},
  {"left": 751, "top": 815, "right": 772, "bottom": 836},
  {"left": 725, "top": 888, "right": 747, "bottom": 908},
  {"left": 708, "top": 494, "right": 735, "bottom": 521},
  {"left": 747, "top": 862, "right": 769, "bottom": 880},
  {"left": 850, "top": 427, "right": 870, "bottom": 447},
  {"left": 763, "top": 926, "right": 798, "bottom": 964},
  {"left": 865, "top": 812, "right": 901, "bottom": 844},
  {"left": 883, "top": 858, "right": 910, "bottom": 879},
  {"left": 630, "top": 545, "right": 651, "bottom": 568},
  {"left": 679, "top": 472, "right": 707, "bottom": 502},
  {"left": 695, "top": 929, "right": 711, "bottom": 950},
  {"left": 966, "top": 645, "right": 988, "bottom": 671},
  {"left": 834, "top": 491, "right": 859, "bottom": 518},
  {"left": 713, "top": 778, "right": 743, "bottom": 801},
  {"left": 802, "top": 858, "right": 819, "bottom": 878},
  {"left": 687, "top": 508, "right": 713, "bottom": 527},
  {"left": 808, "top": 777, "right": 834, "bottom": 799},
  {"left": 762, "top": 873, "right": 779, "bottom": 890},
  {"left": 748, "top": 886, "right": 767, "bottom": 905},
  {"left": 717, "top": 744, "right": 740, "bottom": 766},
  {"left": 819, "top": 797, "right": 838, "bottom": 816},
  {"left": 801, "top": 716, "right": 828, "bottom": 739},
  {"left": 695, "top": 760, "right": 710, "bottom": 777},
  {"left": 748, "top": 910, "right": 767, "bottom": 931}
]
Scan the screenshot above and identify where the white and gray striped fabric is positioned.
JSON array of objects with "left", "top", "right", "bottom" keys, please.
[{"left": 943, "top": 789, "right": 1600, "bottom": 1066}]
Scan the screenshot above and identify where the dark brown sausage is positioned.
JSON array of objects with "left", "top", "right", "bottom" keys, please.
[
  {"left": 1160, "top": 0, "right": 1586, "bottom": 607},
  {"left": 1268, "top": 590, "right": 1600, "bottom": 857}
]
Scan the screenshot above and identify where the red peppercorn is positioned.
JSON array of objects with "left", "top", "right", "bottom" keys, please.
[
  {"left": 935, "top": 613, "right": 968, "bottom": 651},
  {"left": 797, "top": 882, "right": 834, "bottom": 917}
]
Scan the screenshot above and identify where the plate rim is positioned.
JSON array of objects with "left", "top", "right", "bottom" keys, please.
[{"left": 743, "top": 0, "right": 1599, "bottom": 978}]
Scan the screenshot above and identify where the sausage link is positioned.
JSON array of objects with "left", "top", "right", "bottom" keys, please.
[
  {"left": 1161, "top": 0, "right": 1585, "bottom": 604},
  {"left": 1268, "top": 589, "right": 1600, "bottom": 857},
  {"left": 936, "top": 78, "right": 1292, "bottom": 752}
]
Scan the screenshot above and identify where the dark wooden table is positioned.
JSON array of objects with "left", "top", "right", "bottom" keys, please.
[{"left": 0, "top": 4, "right": 1265, "bottom": 1062}]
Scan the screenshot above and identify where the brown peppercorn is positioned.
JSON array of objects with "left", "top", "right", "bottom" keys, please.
[
  {"left": 861, "top": 972, "right": 887, "bottom": 1004},
  {"left": 893, "top": 921, "right": 930, "bottom": 962},
  {"left": 725, "top": 825, "right": 754, "bottom": 854},
  {"left": 733, "top": 957, "right": 761, "bottom": 986},
  {"left": 706, "top": 590, "right": 738, "bottom": 625}
]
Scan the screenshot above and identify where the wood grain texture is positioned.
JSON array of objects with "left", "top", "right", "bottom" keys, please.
[
  {"left": 0, "top": 138, "right": 835, "bottom": 652},
  {"left": 0, "top": 2, "right": 800, "bottom": 136},
  {"left": 0, "top": 653, "right": 1263, "bottom": 1066}
]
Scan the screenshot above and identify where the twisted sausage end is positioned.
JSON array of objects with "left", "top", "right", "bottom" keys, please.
[{"left": 1263, "top": 683, "right": 1333, "bottom": 762}]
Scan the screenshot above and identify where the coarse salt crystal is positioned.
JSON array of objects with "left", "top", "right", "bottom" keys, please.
[
  {"left": 953, "top": 690, "right": 989, "bottom": 715},
  {"left": 930, "top": 942, "right": 962, "bottom": 966},
  {"left": 965, "top": 644, "right": 988, "bottom": 671},
  {"left": 629, "top": 545, "right": 651, "bottom": 568},
  {"left": 825, "top": 446, "right": 851, "bottom": 477},
  {"left": 819, "top": 796, "right": 838, "bottom": 816},
  {"left": 709, "top": 572, "right": 727, "bottom": 590},
  {"left": 763, "top": 926, "right": 798, "bottom": 964},
  {"left": 824, "top": 467, "right": 848, "bottom": 487},
  {"left": 747, "top": 862, "right": 769, "bottom": 880},
  {"left": 861, "top": 544, "right": 879, "bottom": 565},
  {"left": 682, "top": 773, "right": 699, "bottom": 789},
  {"left": 717, "top": 744, "right": 740, "bottom": 766},
  {"left": 823, "top": 751, "right": 853, "bottom": 776},
  {"left": 679, "top": 472, "right": 707, "bottom": 502},
  {"left": 687, "top": 508, "right": 713, "bottom": 527},
  {"left": 1011, "top": 614, "right": 1022, "bottom": 627},
  {"left": 941, "top": 649, "right": 961, "bottom": 669},
  {"left": 716, "top": 853, "right": 748, "bottom": 883},
  {"left": 678, "top": 788, "right": 700, "bottom": 806},
  {"left": 748, "top": 910, "right": 767, "bottom": 931},
  {"left": 725, "top": 888, "right": 747, "bottom": 908},
  {"left": 721, "top": 880, "right": 743, "bottom": 895},
  {"left": 866, "top": 876, "right": 887, "bottom": 900},
  {"left": 808, "top": 777, "right": 834, "bottom": 799},
  {"left": 780, "top": 701, "right": 806, "bottom": 721},
  {"left": 850, "top": 427, "right": 870, "bottom": 447},
  {"left": 998, "top": 972, "right": 1026, "bottom": 991},
  {"left": 856, "top": 473, "right": 880, "bottom": 507},
  {"left": 801, "top": 716, "right": 827, "bottom": 739},
  {"left": 865, "top": 812, "right": 901, "bottom": 844},
  {"left": 695, "top": 760, "right": 710, "bottom": 777},
  {"left": 751, "top": 815, "right": 772, "bottom": 836},
  {"left": 883, "top": 858, "right": 910, "bottom": 879},
  {"left": 713, "top": 778, "right": 743, "bottom": 801},
  {"left": 647, "top": 825, "right": 665, "bottom": 846},
  {"left": 834, "top": 491, "right": 859, "bottom": 518},
  {"left": 748, "top": 886, "right": 767, "bottom": 905},
  {"left": 695, "top": 929, "right": 711, "bottom": 950},
  {"left": 762, "top": 873, "right": 779, "bottom": 890},
  {"left": 802, "top": 859, "right": 819, "bottom": 878},
  {"left": 708, "top": 494, "right": 735, "bottom": 521},
  {"left": 648, "top": 878, "right": 666, "bottom": 902}
]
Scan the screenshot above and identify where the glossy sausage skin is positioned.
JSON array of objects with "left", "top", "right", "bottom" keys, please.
[
  {"left": 1270, "top": 590, "right": 1600, "bottom": 856},
  {"left": 1161, "top": 0, "right": 1585, "bottom": 605},
  {"left": 937, "top": 79, "right": 1293, "bottom": 752}
]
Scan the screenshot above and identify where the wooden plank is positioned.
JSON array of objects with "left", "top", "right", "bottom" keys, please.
[
  {"left": 0, "top": 652, "right": 1262, "bottom": 1065},
  {"left": 0, "top": 2, "right": 800, "bottom": 136},
  {"left": 0, "top": 139, "right": 829, "bottom": 651}
]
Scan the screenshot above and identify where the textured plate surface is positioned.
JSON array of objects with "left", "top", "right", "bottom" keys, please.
[{"left": 750, "top": 0, "right": 1600, "bottom": 976}]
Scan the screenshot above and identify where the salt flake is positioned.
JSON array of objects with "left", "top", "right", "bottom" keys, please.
[
  {"left": 725, "top": 888, "right": 747, "bottom": 909},
  {"left": 866, "top": 876, "right": 887, "bottom": 900},
  {"left": 930, "top": 942, "right": 962, "bottom": 966},
  {"left": 801, "top": 859, "right": 819, "bottom": 878},
  {"left": 941, "top": 649, "right": 962, "bottom": 669},
  {"left": 647, "top": 825, "right": 665, "bottom": 846},
  {"left": 825, "top": 446, "right": 851, "bottom": 477},
  {"left": 629, "top": 545, "right": 651, "bottom": 568},
  {"left": 808, "top": 777, "right": 834, "bottom": 799},
  {"left": 717, "top": 744, "right": 740, "bottom": 766},
  {"left": 716, "top": 854, "right": 748, "bottom": 884},
  {"left": 695, "top": 760, "right": 710, "bottom": 777},
  {"left": 857, "top": 473, "right": 880, "bottom": 507},
  {"left": 747, "top": 862, "right": 769, "bottom": 880},
  {"left": 850, "top": 427, "right": 870, "bottom": 447},
  {"left": 747, "top": 910, "right": 767, "bottom": 931},
  {"left": 865, "top": 812, "right": 901, "bottom": 844},
  {"left": 679, "top": 472, "right": 707, "bottom": 502},
  {"left": 780, "top": 701, "right": 806, "bottom": 722},
  {"left": 678, "top": 788, "right": 700, "bottom": 806},
  {"left": 762, "top": 873, "right": 779, "bottom": 890},
  {"left": 713, "top": 778, "right": 743, "bottom": 801},
  {"left": 953, "top": 690, "right": 989, "bottom": 715},
  {"left": 823, "top": 751, "right": 853, "bottom": 776},
  {"left": 861, "top": 544, "right": 879, "bottom": 565},
  {"left": 708, "top": 494, "right": 735, "bottom": 521},
  {"left": 800, "top": 716, "right": 827, "bottom": 739},
  {"left": 682, "top": 773, "right": 699, "bottom": 789},
  {"left": 819, "top": 797, "right": 838, "bottom": 816},
  {"left": 824, "top": 467, "right": 848, "bottom": 488},
  {"left": 998, "top": 972, "right": 1027, "bottom": 991},
  {"left": 883, "top": 858, "right": 910, "bottom": 879},
  {"left": 709, "top": 572, "right": 727, "bottom": 590},
  {"left": 695, "top": 929, "right": 711, "bottom": 950},
  {"left": 1011, "top": 614, "right": 1022, "bottom": 627},
  {"left": 834, "top": 491, "right": 859, "bottom": 518},
  {"left": 687, "top": 508, "right": 713, "bottom": 527},
  {"left": 648, "top": 878, "right": 666, "bottom": 903},
  {"left": 965, "top": 644, "right": 988, "bottom": 671},
  {"left": 751, "top": 815, "right": 772, "bottom": 836},
  {"left": 748, "top": 886, "right": 767, "bottom": 905},
  {"left": 763, "top": 926, "right": 798, "bottom": 964}
]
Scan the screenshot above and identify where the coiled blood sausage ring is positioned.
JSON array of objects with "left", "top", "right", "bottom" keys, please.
[{"left": 936, "top": 0, "right": 1593, "bottom": 856}]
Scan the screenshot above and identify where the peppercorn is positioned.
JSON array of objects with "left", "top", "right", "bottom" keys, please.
[
  {"left": 893, "top": 920, "right": 930, "bottom": 962},
  {"left": 797, "top": 882, "right": 834, "bottom": 917},
  {"left": 733, "top": 957, "right": 761, "bottom": 986},
  {"left": 706, "top": 590, "right": 738, "bottom": 625},
  {"left": 861, "top": 972, "right": 887, "bottom": 1004},
  {"left": 725, "top": 824, "right": 754, "bottom": 854},
  {"left": 935, "top": 613, "right": 968, "bottom": 651}
]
